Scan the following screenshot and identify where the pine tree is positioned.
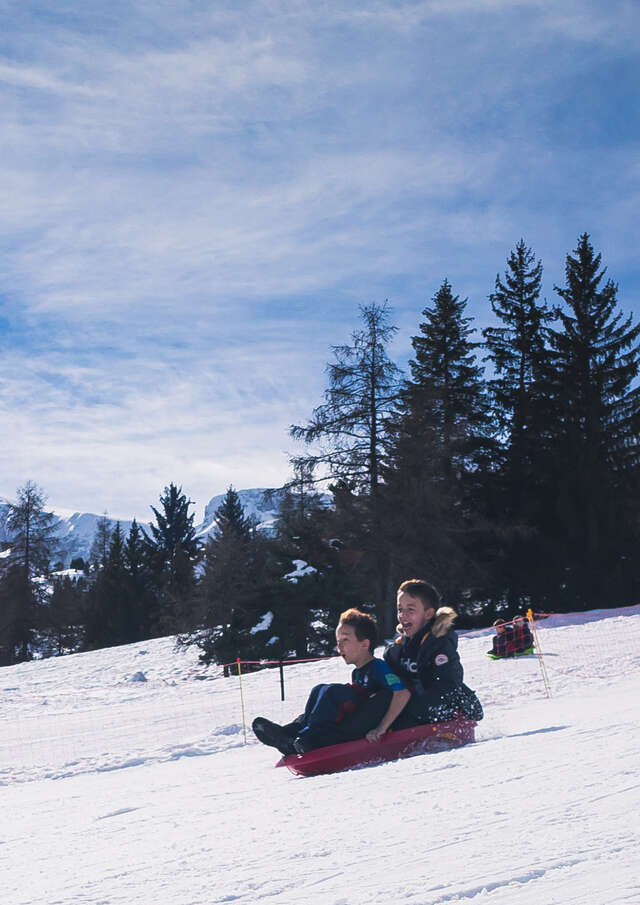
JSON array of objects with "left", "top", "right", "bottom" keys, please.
[
  {"left": 47, "top": 574, "right": 85, "bottom": 655},
  {"left": 213, "top": 486, "right": 252, "bottom": 538},
  {"left": 290, "top": 302, "right": 401, "bottom": 629},
  {"left": 104, "top": 523, "right": 130, "bottom": 644},
  {"left": 146, "top": 483, "right": 201, "bottom": 633},
  {"left": 84, "top": 519, "right": 157, "bottom": 649},
  {"left": 276, "top": 463, "right": 329, "bottom": 567},
  {"left": 89, "top": 515, "right": 112, "bottom": 573},
  {"left": 407, "top": 279, "right": 490, "bottom": 477},
  {"left": 6, "top": 481, "right": 59, "bottom": 578},
  {"left": 272, "top": 465, "right": 359, "bottom": 657},
  {"left": 84, "top": 522, "right": 131, "bottom": 649},
  {"left": 124, "top": 519, "right": 154, "bottom": 641},
  {"left": 385, "top": 280, "right": 493, "bottom": 610},
  {"left": 544, "top": 233, "right": 640, "bottom": 608},
  {"left": 290, "top": 303, "right": 400, "bottom": 498},
  {"left": 482, "top": 240, "right": 553, "bottom": 608},
  {"left": 0, "top": 564, "right": 32, "bottom": 665},
  {"left": 181, "top": 486, "right": 274, "bottom": 664},
  {"left": 484, "top": 240, "right": 550, "bottom": 482},
  {"left": 0, "top": 482, "right": 59, "bottom": 663},
  {"left": 85, "top": 517, "right": 115, "bottom": 649}
]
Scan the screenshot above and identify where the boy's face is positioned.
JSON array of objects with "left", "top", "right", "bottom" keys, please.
[
  {"left": 397, "top": 591, "right": 434, "bottom": 639},
  {"left": 335, "top": 624, "right": 371, "bottom": 666}
]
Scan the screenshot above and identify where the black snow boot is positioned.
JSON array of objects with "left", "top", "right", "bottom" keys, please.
[{"left": 252, "top": 717, "right": 296, "bottom": 756}]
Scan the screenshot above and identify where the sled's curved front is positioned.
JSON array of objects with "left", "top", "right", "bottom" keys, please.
[{"left": 275, "top": 716, "right": 476, "bottom": 777}]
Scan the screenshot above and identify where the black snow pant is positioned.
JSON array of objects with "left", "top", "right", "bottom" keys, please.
[{"left": 284, "top": 689, "right": 394, "bottom": 751}]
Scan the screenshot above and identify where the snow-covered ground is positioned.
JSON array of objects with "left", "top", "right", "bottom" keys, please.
[{"left": 2, "top": 607, "right": 640, "bottom": 905}]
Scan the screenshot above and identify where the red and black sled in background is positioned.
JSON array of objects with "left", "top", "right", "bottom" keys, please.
[{"left": 276, "top": 715, "right": 477, "bottom": 777}]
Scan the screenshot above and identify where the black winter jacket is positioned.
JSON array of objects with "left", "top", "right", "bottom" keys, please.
[{"left": 383, "top": 606, "right": 464, "bottom": 696}]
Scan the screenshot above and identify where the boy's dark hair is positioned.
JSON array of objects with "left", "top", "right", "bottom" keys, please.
[
  {"left": 338, "top": 608, "right": 378, "bottom": 653},
  {"left": 398, "top": 579, "right": 441, "bottom": 611}
]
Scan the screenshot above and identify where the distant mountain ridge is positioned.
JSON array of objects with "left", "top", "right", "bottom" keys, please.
[
  {"left": 0, "top": 487, "right": 290, "bottom": 568},
  {"left": 197, "top": 487, "right": 283, "bottom": 538}
]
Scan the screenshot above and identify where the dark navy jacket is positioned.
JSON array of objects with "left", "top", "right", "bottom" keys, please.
[
  {"left": 384, "top": 607, "right": 483, "bottom": 725},
  {"left": 384, "top": 606, "right": 463, "bottom": 694}
]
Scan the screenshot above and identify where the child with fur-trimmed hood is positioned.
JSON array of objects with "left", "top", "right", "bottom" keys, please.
[{"left": 384, "top": 579, "right": 483, "bottom": 726}]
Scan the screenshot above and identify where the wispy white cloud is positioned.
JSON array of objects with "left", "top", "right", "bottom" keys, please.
[
  {"left": 0, "top": 61, "right": 101, "bottom": 95},
  {"left": 1, "top": 0, "right": 638, "bottom": 517},
  {"left": 346, "top": 0, "right": 638, "bottom": 49},
  {"left": 0, "top": 333, "right": 324, "bottom": 519}
]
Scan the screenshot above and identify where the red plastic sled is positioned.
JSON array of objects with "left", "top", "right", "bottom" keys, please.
[{"left": 275, "top": 715, "right": 477, "bottom": 777}]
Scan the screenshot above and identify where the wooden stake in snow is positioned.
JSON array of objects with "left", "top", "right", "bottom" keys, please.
[
  {"left": 237, "top": 658, "right": 248, "bottom": 744},
  {"left": 527, "top": 609, "right": 552, "bottom": 698}
]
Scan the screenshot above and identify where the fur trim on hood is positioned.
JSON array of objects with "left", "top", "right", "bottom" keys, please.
[
  {"left": 393, "top": 605, "right": 458, "bottom": 643},
  {"left": 431, "top": 606, "right": 457, "bottom": 638}
]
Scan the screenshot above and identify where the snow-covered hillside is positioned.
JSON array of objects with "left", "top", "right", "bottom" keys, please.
[{"left": 2, "top": 606, "right": 639, "bottom": 904}]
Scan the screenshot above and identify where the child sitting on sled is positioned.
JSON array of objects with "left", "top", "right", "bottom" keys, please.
[
  {"left": 252, "top": 608, "right": 410, "bottom": 756},
  {"left": 488, "top": 618, "right": 515, "bottom": 657},
  {"left": 488, "top": 616, "right": 534, "bottom": 658},
  {"left": 384, "top": 579, "right": 483, "bottom": 726},
  {"left": 511, "top": 615, "right": 534, "bottom": 654}
]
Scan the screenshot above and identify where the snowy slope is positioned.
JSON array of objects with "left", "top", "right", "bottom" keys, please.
[{"left": 2, "top": 607, "right": 639, "bottom": 905}]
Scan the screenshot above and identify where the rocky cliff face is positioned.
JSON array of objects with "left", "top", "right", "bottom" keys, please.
[{"left": 196, "top": 487, "right": 284, "bottom": 538}]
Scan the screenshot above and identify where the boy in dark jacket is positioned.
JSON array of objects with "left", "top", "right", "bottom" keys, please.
[
  {"left": 384, "top": 579, "right": 483, "bottom": 726},
  {"left": 252, "top": 608, "right": 410, "bottom": 755}
]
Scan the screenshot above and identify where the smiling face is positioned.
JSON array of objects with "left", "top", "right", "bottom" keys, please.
[
  {"left": 335, "top": 623, "right": 372, "bottom": 667},
  {"left": 396, "top": 591, "right": 435, "bottom": 639}
]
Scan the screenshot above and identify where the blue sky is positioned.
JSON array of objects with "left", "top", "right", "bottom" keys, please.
[{"left": 1, "top": 0, "right": 639, "bottom": 521}]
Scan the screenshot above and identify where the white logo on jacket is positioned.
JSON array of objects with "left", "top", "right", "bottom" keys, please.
[{"left": 400, "top": 657, "right": 418, "bottom": 673}]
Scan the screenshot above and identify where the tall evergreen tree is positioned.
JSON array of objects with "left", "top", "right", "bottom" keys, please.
[
  {"left": 181, "top": 486, "right": 274, "bottom": 664},
  {"left": 482, "top": 240, "right": 553, "bottom": 608},
  {"left": 146, "top": 483, "right": 201, "bottom": 633},
  {"left": 0, "top": 564, "right": 32, "bottom": 665},
  {"left": 89, "top": 515, "right": 112, "bottom": 573},
  {"left": 543, "top": 233, "right": 640, "bottom": 608},
  {"left": 406, "top": 279, "right": 490, "bottom": 477},
  {"left": 272, "top": 465, "right": 359, "bottom": 657},
  {"left": 0, "top": 482, "right": 58, "bottom": 663},
  {"left": 104, "top": 523, "right": 130, "bottom": 644},
  {"left": 84, "top": 522, "right": 132, "bottom": 649},
  {"left": 124, "top": 519, "right": 154, "bottom": 641},
  {"left": 385, "top": 281, "right": 493, "bottom": 610},
  {"left": 290, "top": 303, "right": 400, "bottom": 498},
  {"left": 213, "top": 486, "right": 253, "bottom": 538},
  {"left": 483, "top": 240, "right": 551, "bottom": 495},
  {"left": 290, "top": 302, "right": 401, "bottom": 629},
  {"left": 5, "top": 481, "right": 59, "bottom": 578}
]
